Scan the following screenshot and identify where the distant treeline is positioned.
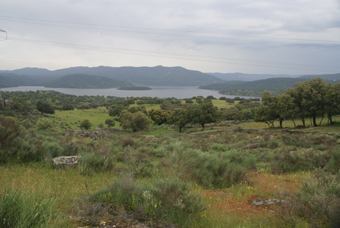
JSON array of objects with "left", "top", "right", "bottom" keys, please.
[{"left": 0, "top": 90, "right": 186, "bottom": 111}]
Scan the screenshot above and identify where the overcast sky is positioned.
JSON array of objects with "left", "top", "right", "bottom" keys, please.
[{"left": 0, "top": 0, "right": 339, "bottom": 74}]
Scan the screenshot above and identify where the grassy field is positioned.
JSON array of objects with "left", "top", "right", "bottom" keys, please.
[
  {"left": 2, "top": 98, "right": 340, "bottom": 227},
  {"left": 0, "top": 162, "right": 311, "bottom": 227},
  {"left": 55, "top": 108, "right": 116, "bottom": 130}
]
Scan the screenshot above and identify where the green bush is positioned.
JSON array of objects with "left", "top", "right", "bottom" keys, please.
[
  {"left": 233, "top": 125, "right": 243, "bottom": 133},
  {"left": 271, "top": 148, "right": 331, "bottom": 174},
  {"left": 0, "top": 186, "right": 59, "bottom": 228},
  {"left": 36, "top": 118, "right": 54, "bottom": 130},
  {"left": 93, "top": 174, "right": 205, "bottom": 225},
  {"left": 36, "top": 101, "right": 55, "bottom": 114},
  {"left": 168, "top": 144, "right": 247, "bottom": 188},
  {"left": 0, "top": 117, "right": 21, "bottom": 148},
  {"left": 278, "top": 169, "right": 340, "bottom": 227},
  {"left": 79, "top": 152, "right": 115, "bottom": 175},
  {"left": 80, "top": 119, "right": 92, "bottom": 130},
  {"left": 281, "top": 134, "right": 313, "bottom": 148},
  {"left": 105, "top": 119, "right": 115, "bottom": 127},
  {"left": 326, "top": 150, "right": 340, "bottom": 174},
  {"left": 43, "top": 142, "right": 65, "bottom": 160}
]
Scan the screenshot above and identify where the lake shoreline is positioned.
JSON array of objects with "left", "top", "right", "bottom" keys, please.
[{"left": 1, "top": 86, "right": 260, "bottom": 99}]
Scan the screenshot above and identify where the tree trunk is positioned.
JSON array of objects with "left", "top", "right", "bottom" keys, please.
[
  {"left": 292, "top": 119, "right": 296, "bottom": 128},
  {"left": 301, "top": 118, "right": 305, "bottom": 127},
  {"left": 319, "top": 116, "right": 324, "bottom": 126},
  {"left": 328, "top": 115, "right": 333, "bottom": 125},
  {"left": 179, "top": 126, "right": 182, "bottom": 132},
  {"left": 312, "top": 116, "right": 318, "bottom": 127},
  {"left": 202, "top": 124, "right": 205, "bottom": 131},
  {"left": 279, "top": 119, "right": 283, "bottom": 128}
]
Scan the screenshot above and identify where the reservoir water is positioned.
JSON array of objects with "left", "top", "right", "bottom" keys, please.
[{"left": 1, "top": 86, "right": 258, "bottom": 99}]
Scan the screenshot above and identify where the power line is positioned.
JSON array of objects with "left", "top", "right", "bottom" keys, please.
[
  {"left": 1, "top": 15, "right": 339, "bottom": 44},
  {"left": 6, "top": 36, "right": 340, "bottom": 72},
  {"left": 0, "top": 28, "right": 7, "bottom": 40}
]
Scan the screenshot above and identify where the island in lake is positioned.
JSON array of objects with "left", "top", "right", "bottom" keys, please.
[{"left": 118, "top": 86, "right": 152, "bottom": 90}]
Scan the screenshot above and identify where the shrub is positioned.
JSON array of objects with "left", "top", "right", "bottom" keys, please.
[
  {"left": 326, "top": 150, "right": 340, "bottom": 174},
  {"left": 80, "top": 119, "right": 92, "bottom": 130},
  {"left": 0, "top": 117, "right": 21, "bottom": 148},
  {"left": 0, "top": 186, "right": 59, "bottom": 228},
  {"left": 36, "top": 118, "right": 54, "bottom": 130},
  {"left": 93, "top": 174, "right": 205, "bottom": 225},
  {"left": 79, "top": 152, "right": 115, "bottom": 175},
  {"left": 105, "top": 119, "right": 115, "bottom": 127},
  {"left": 43, "top": 142, "right": 65, "bottom": 161},
  {"left": 277, "top": 169, "right": 340, "bottom": 227},
  {"left": 61, "top": 103, "right": 74, "bottom": 110},
  {"left": 120, "top": 136, "right": 135, "bottom": 148},
  {"left": 168, "top": 145, "right": 247, "bottom": 188},
  {"left": 270, "top": 148, "right": 331, "bottom": 174},
  {"left": 281, "top": 134, "right": 313, "bottom": 148},
  {"left": 233, "top": 125, "right": 243, "bottom": 133},
  {"left": 36, "top": 101, "right": 55, "bottom": 114},
  {"left": 263, "top": 132, "right": 273, "bottom": 141},
  {"left": 77, "top": 103, "right": 91, "bottom": 109},
  {"left": 20, "top": 119, "right": 32, "bottom": 129}
]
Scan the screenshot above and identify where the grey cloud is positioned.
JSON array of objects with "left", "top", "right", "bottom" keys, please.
[{"left": 0, "top": 0, "right": 339, "bottom": 74}]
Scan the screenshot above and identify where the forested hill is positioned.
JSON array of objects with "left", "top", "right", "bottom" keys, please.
[
  {"left": 0, "top": 66, "right": 224, "bottom": 86},
  {"left": 0, "top": 75, "right": 21, "bottom": 88},
  {"left": 200, "top": 77, "right": 339, "bottom": 97},
  {"left": 298, "top": 73, "right": 340, "bottom": 81},
  {"left": 207, "top": 72, "right": 299, "bottom": 81},
  {"left": 44, "top": 74, "right": 133, "bottom": 88}
]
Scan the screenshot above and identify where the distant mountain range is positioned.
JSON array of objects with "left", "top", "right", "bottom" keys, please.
[
  {"left": 0, "top": 66, "right": 224, "bottom": 88},
  {"left": 0, "top": 66, "right": 339, "bottom": 95},
  {"left": 200, "top": 73, "right": 340, "bottom": 96},
  {"left": 44, "top": 74, "right": 133, "bottom": 88},
  {"left": 206, "top": 72, "right": 300, "bottom": 81}
]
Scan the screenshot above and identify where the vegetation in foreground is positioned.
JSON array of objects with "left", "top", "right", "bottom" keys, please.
[{"left": 1, "top": 79, "right": 340, "bottom": 227}]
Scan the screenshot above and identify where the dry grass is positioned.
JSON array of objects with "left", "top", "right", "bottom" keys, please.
[{"left": 0, "top": 163, "right": 312, "bottom": 227}]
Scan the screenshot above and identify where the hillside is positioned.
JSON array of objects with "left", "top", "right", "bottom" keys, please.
[
  {"left": 0, "top": 66, "right": 224, "bottom": 86},
  {"left": 0, "top": 75, "right": 21, "bottom": 88},
  {"left": 44, "top": 74, "right": 133, "bottom": 88},
  {"left": 200, "top": 77, "right": 338, "bottom": 97},
  {"left": 299, "top": 73, "right": 340, "bottom": 81},
  {"left": 207, "top": 72, "right": 300, "bottom": 81}
]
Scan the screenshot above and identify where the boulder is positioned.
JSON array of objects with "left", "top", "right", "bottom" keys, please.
[
  {"left": 52, "top": 156, "right": 81, "bottom": 169},
  {"left": 251, "top": 198, "right": 287, "bottom": 206}
]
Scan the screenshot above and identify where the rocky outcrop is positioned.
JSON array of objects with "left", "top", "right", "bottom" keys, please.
[
  {"left": 52, "top": 156, "right": 81, "bottom": 169},
  {"left": 251, "top": 198, "right": 288, "bottom": 206}
]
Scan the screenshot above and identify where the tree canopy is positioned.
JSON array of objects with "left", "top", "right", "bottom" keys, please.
[
  {"left": 120, "top": 111, "right": 152, "bottom": 133},
  {"left": 255, "top": 78, "right": 340, "bottom": 128},
  {"left": 186, "top": 102, "right": 221, "bottom": 130},
  {"left": 36, "top": 101, "right": 55, "bottom": 114},
  {"left": 167, "top": 108, "right": 188, "bottom": 132}
]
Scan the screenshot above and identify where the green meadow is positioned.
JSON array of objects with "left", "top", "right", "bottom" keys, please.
[{"left": 1, "top": 89, "right": 340, "bottom": 228}]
